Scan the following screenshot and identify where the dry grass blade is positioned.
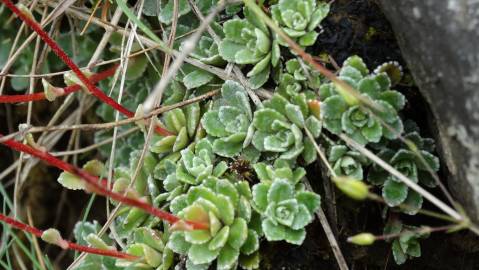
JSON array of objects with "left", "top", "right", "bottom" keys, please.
[{"left": 339, "top": 134, "right": 464, "bottom": 222}]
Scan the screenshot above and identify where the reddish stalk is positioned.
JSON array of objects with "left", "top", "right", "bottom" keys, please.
[
  {"left": 1, "top": 0, "right": 172, "bottom": 136},
  {"left": 0, "top": 65, "right": 118, "bottom": 103},
  {"left": 0, "top": 134, "right": 209, "bottom": 230},
  {"left": 0, "top": 213, "right": 139, "bottom": 260}
]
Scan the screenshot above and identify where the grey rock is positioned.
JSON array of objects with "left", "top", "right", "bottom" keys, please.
[{"left": 378, "top": 0, "right": 479, "bottom": 222}]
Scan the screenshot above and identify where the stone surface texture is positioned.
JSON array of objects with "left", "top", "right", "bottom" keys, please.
[{"left": 379, "top": 0, "right": 479, "bottom": 222}]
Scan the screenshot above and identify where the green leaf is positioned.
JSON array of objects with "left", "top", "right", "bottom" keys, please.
[
  {"left": 214, "top": 194, "right": 235, "bottom": 225},
  {"left": 291, "top": 204, "right": 313, "bottom": 230},
  {"left": 382, "top": 179, "right": 408, "bottom": 207},
  {"left": 285, "top": 103, "right": 305, "bottom": 128},
  {"left": 217, "top": 244, "right": 240, "bottom": 270},
  {"left": 262, "top": 218, "right": 285, "bottom": 241},
  {"left": 216, "top": 179, "right": 239, "bottom": 207},
  {"left": 186, "top": 102, "right": 200, "bottom": 138},
  {"left": 343, "top": 55, "right": 369, "bottom": 76},
  {"left": 126, "top": 54, "right": 148, "bottom": 80},
  {"left": 253, "top": 108, "right": 288, "bottom": 133},
  {"left": 58, "top": 172, "right": 85, "bottom": 190},
  {"left": 239, "top": 251, "right": 260, "bottom": 270},
  {"left": 379, "top": 90, "right": 406, "bottom": 111},
  {"left": 358, "top": 77, "right": 381, "bottom": 98},
  {"left": 308, "top": 3, "right": 330, "bottom": 31},
  {"left": 201, "top": 111, "right": 228, "bottom": 137},
  {"left": 283, "top": 227, "right": 306, "bottom": 245},
  {"left": 183, "top": 69, "right": 214, "bottom": 89},
  {"left": 241, "top": 229, "right": 259, "bottom": 255},
  {"left": 188, "top": 243, "right": 220, "bottom": 265},
  {"left": 167, "top": 232, "right": 191, "bottom": 255},
  {"left": 208, "top": 226, "right": 230, "bottom": 250},
  {"left": 252, "top": 183, "right": 270, "bottom": 212},
  {"left": 416, "top": 151, "right": 440, "bottom": 172},
  {"left": 401, "top": 190, "right": 423, "bottom": 215},
  {"left": 299, "top": 31, "right": 318, "bottom": 46},
  {"left": 296, "top": 191, "right": 321, "bottom": 215},
  {"left": 392, "top": 240, "right": 407, "bottom": 265},
  {"left": 247, "top": 52, "right": 271, "bottom": 77},
  {"left": 158, "top": 0, "right": 191, "bottom": 24},
  {"left": 213, "top": 133, "right": 246, "bottom": 157},
  {"left": 267, "top": 179, "right": 294, "bottom": 203},
  {"left": 302, "top": 137, "right": 317, "bottom": 165},
  {"left": 322, "top": 95, "right": 347, "bottom": 119},
  {"left": 221, "top": 81, "right": 253, "bottom": 119},
  {"left": 227, "top": 218, "right": 248, "bottom": 249},
  {"left": 305, "top": 116, "right": 322, "bottom": 138},
  {"left": 249, "top": 67, "right": 270, "bottom": 89},
  {"left": 219, "top": 40, "right": 245, "bottom": 62},
  {"left": 173, "top": 127, "right": 189, "bottom": 152}
]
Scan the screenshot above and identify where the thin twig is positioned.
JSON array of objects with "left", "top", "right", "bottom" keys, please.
[{"left": 303, "top": 179, "right": 349, "bottom": 270}]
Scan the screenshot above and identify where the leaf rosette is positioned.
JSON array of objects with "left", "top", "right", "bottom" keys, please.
[
  {"left": 320, "top": 56, "right": 406, "bottom": 145},
  {"left": 271, "top": 0, "right": 330, "bottom": 47},
  {"left": 252, "top": 93, "right": 322, "bottom": 164},
  {"left": 367, "top": 127, "right": 440, "bottom": 214},
  {"left": 328, "top": 145, "right": 369, "bottom": 180},
  {"left": 251, "top": 162, "right": 320, "bottom": 245},
  {"left": 150, "top": 101, "right": 202, "bottom": 155},
  {"left": 219, "top": 8, "right": 280, "bottom": 88},
  {"left": 167, "top": 178, "right": 260, "bottom": 270},
  {"left": 201, "top": 81, "right": 257, "bottom": 158}
]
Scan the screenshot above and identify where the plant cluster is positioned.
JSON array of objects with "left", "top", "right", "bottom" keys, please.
[
  {"left": 0, "top": 0, "right": 446, "bottom": 269},
  {"left": 73, "top": 2, "right": 439, "bottom": 268}
]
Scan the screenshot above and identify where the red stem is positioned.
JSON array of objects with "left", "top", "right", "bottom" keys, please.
[
  {"left": 1, "top": 0, "right": 172, "bottom": 136},
  {"left": 0, "top": 65, "right": 118, "bottom": 103},
  {"left": 0, "top": 213, "right": 139, "bottom": 261},
  {"left": 0, "top": 135, "right": 209, "bottom": 230}
]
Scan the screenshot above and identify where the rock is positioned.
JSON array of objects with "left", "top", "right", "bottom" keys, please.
[{"left": 378, "top": 0, "right": 479, "bottom": 222}]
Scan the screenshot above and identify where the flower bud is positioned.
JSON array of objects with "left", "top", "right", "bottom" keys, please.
[
  {"left": 64, "top": 69, "right": 93, "bottom": 92},
  {"left": 16, "top": 3, "right": 36, "bottom": 22},
  {"left": 348, "top": 232, "right": 376, "bottom": 246},
  {"left": 307, "top": 99, "right": 321, "bottom": 119},
  {"left": 333, "top": 176, "right": 369, "bottom": 200},
  {"left": 42, "top": 79, "right": 64, "bottom": 101},
  {"left": 41, "top": 228, "right": 68, "bottom": 249}
]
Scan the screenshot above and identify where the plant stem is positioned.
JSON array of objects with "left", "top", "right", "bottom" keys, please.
[
  {"left": 0, "top": 134, "right": 209, "bottom": 230},
  {"left": 374, "top": 224, "right": 457, "bottom": 241},
  {"left": 1, "top": 0, "right": 172, "bottom": 136},
  {"left": 0, "top": 213, "right": 139, "bottom": 261},
  {"left": 0, "top": 65, "right": 118, "bottom": 103}
]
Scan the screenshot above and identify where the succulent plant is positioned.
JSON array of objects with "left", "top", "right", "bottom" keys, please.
[
  {"left": 384, "top": 220, "right": 428, "bottom": 265},
  {"left": 167, "top": 178, "right": 260, "bottom": 270},
  {"left": 116, "top": 227, "right": 174, "bottom": 269},
  {"left": 252, "top": 93, "right": 322, "bottom": 164},
  {"left": 150, "top": 103, "right": 202, "bottom": 155},
  {"left": 201, "top": 80, "right": 256, "bottom": 158},
  {"left": 251, "top": 162, "right": 321, "bottom": 245},
  {"left": 320, "top": 56, "right": 406, "bottom": 145},
  {"left": 328, "top": 145, "right": 369, "bottom": 180},
  {"left": 277, "top": 59, "right": 321, "bottom": 97},
  {"left": 366, "top": 123, "right": 439, "bottom": 214},
  {"left": 152, "top": 138, "right": 229, "bottom": 207},
  {"left": 73, "top": 221, "right": 121, "bottom": 270},
  {"left": 190, "top": 35, "right": 226, "bottom": 66},
  {"left": 219, "top": 8, "right": 280, "bottom": 88},
  {"left": 271, "top": 0, "right": 330, "bottom": 47}
]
